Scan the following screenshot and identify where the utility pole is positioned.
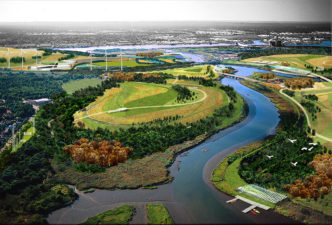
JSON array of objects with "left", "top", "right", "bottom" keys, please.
[
  {"left": 120, "top": 49, "right": 123, "bottom": 71},
  {"left": 90, "top": 51, "right": 93, "bottom": 71},
  {"left": 35, "top": 49, "right": 38, "bottom": 65},
  {"left": 105, "top": 49, "right": 107, "bottom": 71},
  {"left": 7, "top": 48, "right": 10, "bottom": 68},
  {"left": 21, "top": 49, "right": 24, "bottom": 69}
]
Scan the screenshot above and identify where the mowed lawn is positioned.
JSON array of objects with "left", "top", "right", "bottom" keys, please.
[
  {"left": 74, "top": 80, "right": 226, "bottom": 130},
  {"left": 149, "top": 65, "right": 214, "bottom": 77},
  {"left": 62, "top": 78, "right": 102, "bottom": 94},
  {"left": 243, "top": 54, "right": 332, "bottom": 70}
]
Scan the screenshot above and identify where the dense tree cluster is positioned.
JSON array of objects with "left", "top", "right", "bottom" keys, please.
[
  {"left": 300, "top": 100, "right": 321, "bottom": 121},
  {"left": 304, "top": 94, "right": 318, "bottom": 101},
  {"left": 63, "top": 138, "right": 133, "bottom": 167},
  {"left": 0, "top": 57, "right": 6, "bottom": 63},
  {"left": 199, "top": 79, "right": 216, "bottom": 87},
  {"left": 135, "top": 73, "right": 166, "bottom": 84},
  {"left": 10, "top": 56, "right": 25, "bottom": 63},
  {"left": 206, "top": 65, "right": 216, "bottom": 78},
  {"left": 285, "top": 77, "right": 314, "bottom": 89},
  {"left": 109, "top": 71, "right": 166, "bottom": 83},
  {"left": 41, "top": 49, "right": 52, "bottom": 56},
  {"left": 220, "top": 85, "right": 237, "bottom": 102},
  {"left": 284, "top": 154, "right": 332, "bottom": 199},
  {"left": 239, "top": 113, "right": 324, "bottom": 190},
  {"left": 284, "top": 89, "right": 295, "bottom": 97},
  {"left": 0, "top": 71, "right": 99, "bottom": 148},
  {"left": 134, "top": 115, "right": 184, "bottom": 126},
  {"left": 58, "top": 54, "right": 75, "bottom": 61},
  {"left": 172, "top": 84, "right": 194, "bottom": 102},
  {"left": 136, "top": 52, "right": 163, "bottom": 58}
]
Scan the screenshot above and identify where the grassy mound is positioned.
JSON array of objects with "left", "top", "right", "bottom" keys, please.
[
  {"left": 146, "top": 203, "right": 174, "bottom": 225},
  {"left": 80, "top": 205, "right": 135, "bottom": 224},
  {"left": 149, "top": 65, "right": 217, "bottom": 78},
  {"left": 74, "top": 80, "right": 224, "bottom": 130}
]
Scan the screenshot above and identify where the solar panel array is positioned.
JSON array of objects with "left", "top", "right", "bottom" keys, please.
[{"left": 238, "top": 184, "right": 287, "bottom": 203}]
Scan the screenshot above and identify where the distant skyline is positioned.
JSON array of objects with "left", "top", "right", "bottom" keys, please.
[{"left": 0, "top": 0, "right": 330, "bottom": 23}]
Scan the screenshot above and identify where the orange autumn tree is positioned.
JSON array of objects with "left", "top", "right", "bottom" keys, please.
[
  {"left": 136, "top": 52, "right": 163, "bottom": 58},
  {"left": 63, "top": 138, "right": 133, "bottom": 167},
  {"left": 259, "top": 73, "right": 275, "bottom": 79},
  {"left": 111, "top": 71, "right": 135, "bottom": 81},
  {"left": 142, "top": 73, "right": 161, "bottom": 79},
  {"left": 284, "top": 77, "right": 314, "bottom": 89},
  {"left": 284, "top": 154, "right": 332, "bottom": 199}
]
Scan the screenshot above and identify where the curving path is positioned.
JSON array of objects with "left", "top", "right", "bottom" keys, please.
[
  {"left": 279, "top": 89, "right": 332, "bottom": 142},
  {"left": 75, "top": 87, "right": 207, "bottom": 121}
]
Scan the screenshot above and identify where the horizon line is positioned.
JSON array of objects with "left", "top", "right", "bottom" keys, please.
[{"left": 0, "top": 20, "right": 330, "bottom": 23}]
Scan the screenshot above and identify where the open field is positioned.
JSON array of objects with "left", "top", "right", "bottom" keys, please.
[
  {"left": 80, "top": 205, "right": 135, "bottom": 224},
  {"left": 92, "top": 60, "right": 152, "bottom": 67},
  {"left": 149, "top": 65, "right": 217, "bottom": 78},
  {"left": 293, "top": 82, "right": 332, "bottom": 143},
  {"left": 74, "top": 80, "right": 225, "bottom": 130},
  {"left": 243, "top": 54, "right": 332, "bottom": 70},
  {"left": 62, "top": 78, "right": 102, "bottom": 94},
  {"left": 146, "top": 203, "right": 174, "bottom": 224},
  {"left": 0, "top": 47, "right": 68, "bottom": 68},
  {"left": 0, "top": 47, "right": 43, "bottom": 59}
]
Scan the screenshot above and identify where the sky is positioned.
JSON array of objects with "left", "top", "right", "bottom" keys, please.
[{"left": 0, "top": 0, "right": 330, "bottom": 22}]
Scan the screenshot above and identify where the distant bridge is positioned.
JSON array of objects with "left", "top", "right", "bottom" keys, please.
[{"left": 220, "top": 73, "right": 259, "bottom": 83}]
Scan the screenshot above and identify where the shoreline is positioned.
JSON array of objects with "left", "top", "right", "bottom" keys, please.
[{"left": 205, "top": 79, "right": 331, "bottom": 224}]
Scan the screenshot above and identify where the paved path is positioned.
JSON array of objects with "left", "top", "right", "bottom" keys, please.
[
  {"left": 75, "top": 87, "right": 207, "bottom": 121},
  {"left": 310, "top": 72, "right": 332, "bottom": 83},
  {"left": 279, "top": 89, "right": 332, "bottom": 142},
  {"left": 172, "top": 77, "right": 178, "bottom": 84},
  {"left": 221, "top": 70, "right": 332, "bottom": 143}
]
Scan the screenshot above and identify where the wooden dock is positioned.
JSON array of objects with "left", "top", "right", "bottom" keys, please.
[{"left": 226, "top": 195, "right": 270, "bottom": 214}]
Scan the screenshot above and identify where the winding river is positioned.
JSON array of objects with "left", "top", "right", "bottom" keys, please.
[{"left": 47, "top": 65, "right": 298, "bottom": 224}]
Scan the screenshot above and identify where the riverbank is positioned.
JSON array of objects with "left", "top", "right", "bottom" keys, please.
[
  {"left": 50, "top": 90, "right": 247, "bottom": 191},
  {"left": 211, "top": 79, "right": 332, "bottom": 224}
]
